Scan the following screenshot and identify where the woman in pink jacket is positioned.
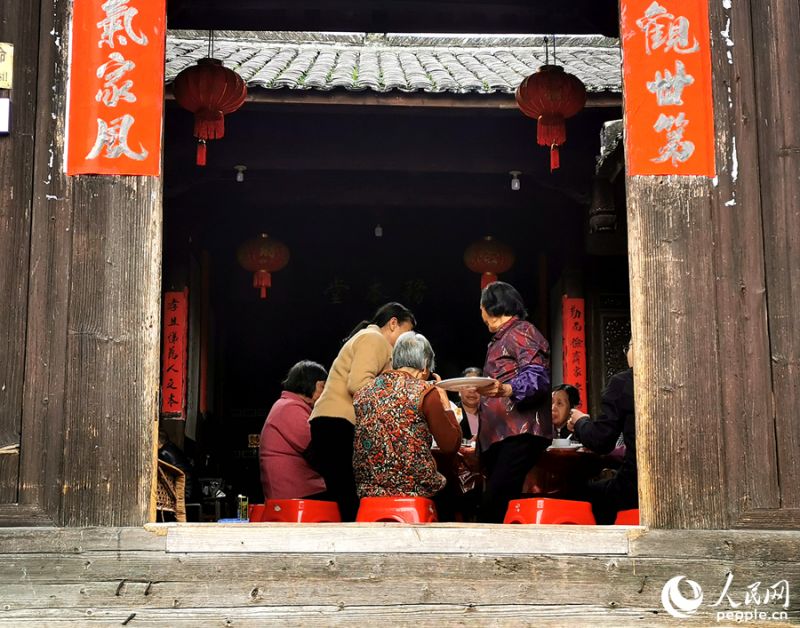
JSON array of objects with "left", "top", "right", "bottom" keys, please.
[{"left": 259, "top": 361, "right": 329, "bottom": 500}]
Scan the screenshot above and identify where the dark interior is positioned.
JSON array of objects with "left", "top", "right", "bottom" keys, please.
[{"left": 160, "top": 2, "right": 629, "bottom": 506}]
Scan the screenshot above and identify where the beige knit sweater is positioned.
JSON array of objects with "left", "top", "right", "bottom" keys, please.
[{"left": 309, "top": 325, "right": 392, "bottom": 425}]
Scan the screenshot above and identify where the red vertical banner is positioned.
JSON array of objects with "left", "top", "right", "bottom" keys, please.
[
  {"left": 66, "top": 0, "right": 166, "bottom": 175},
  {"left": 620, "top": 0, "right": 716, "bottom": 176},
  {"left": 562, "top": 296, "right": 587, "bottom": 413},
  {"left": 161, "top": 290, "right": 188, "bottom": 419}
]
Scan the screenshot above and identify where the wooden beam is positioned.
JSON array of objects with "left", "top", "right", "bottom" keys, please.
[
  {"left": 165, "top": 86, "right": 622, "bottom": 110},
  {"left": 159, "top": 523, "right": 631, "bottom": 554}
]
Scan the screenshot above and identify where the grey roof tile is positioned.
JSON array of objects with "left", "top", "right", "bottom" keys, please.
[{"left": 165, "top": 31, "right": 622, "bottom": 95}]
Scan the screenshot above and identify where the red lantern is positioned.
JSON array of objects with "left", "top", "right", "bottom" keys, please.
[
  {"left": 236, "top": 233, "right": 290, "bottom": 299},
  {"left": 464, "top": 236, "right": 515, "bottom": 289},
  {"left": 173, "top": 58, "right": 247, "bottom": 166},
  {"left": 516, "top": 65, "right": 586, "bottom": 171}
]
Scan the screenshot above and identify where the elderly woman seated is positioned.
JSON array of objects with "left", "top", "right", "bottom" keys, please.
[{"left": 353, "top": 332, "right": 461, "bottom": 498}]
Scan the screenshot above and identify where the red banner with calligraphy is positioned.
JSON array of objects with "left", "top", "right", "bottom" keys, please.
[
  {"left": 620, "top": 0, "right": 715, "bottom": 176},
  {"left": 562, "top": 296, "right": 587, "bottom": 413},
  {"left": 161, "top": 290, "right": 188, "bottom": 419},
  {"left": 66, "top": 0, "right": 166, "bottom": 176}
]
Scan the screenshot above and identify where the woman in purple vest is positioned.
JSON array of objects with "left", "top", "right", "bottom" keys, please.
[{"left": 475, "top": 282, "right": 553, "bottom": 522}]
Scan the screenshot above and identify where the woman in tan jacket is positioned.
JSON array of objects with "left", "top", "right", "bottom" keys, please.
[{"left": 309, "top": 302, "right": 416, "bottom": 520}]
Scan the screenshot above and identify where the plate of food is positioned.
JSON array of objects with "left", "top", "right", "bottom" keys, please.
[{"left": 435, "top": 376, "right": 494, "bottom": 391}]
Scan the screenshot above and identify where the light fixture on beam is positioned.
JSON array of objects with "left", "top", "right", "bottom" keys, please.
[
  {"left": 234, "top": 165, "right": 247, "bottom": 183},
  {"left": 509, "top": 170, "right": 522, "bottom": 191}
]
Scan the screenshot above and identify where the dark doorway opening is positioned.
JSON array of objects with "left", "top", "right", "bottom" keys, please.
[{"left": 159, "top": 4, "right": 629, "bottom": 516}]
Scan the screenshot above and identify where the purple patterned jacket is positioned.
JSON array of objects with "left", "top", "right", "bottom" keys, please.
[{"left": 479, "top": 317, "right": 553, "bottom": 451}]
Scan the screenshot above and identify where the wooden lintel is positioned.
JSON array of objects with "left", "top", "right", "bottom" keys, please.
[{"left": 164, "top": 86, "right": 622, "bottom": 109}]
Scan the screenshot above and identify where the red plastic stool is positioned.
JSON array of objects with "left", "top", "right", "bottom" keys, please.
[
  {"left": 356, "top": 496, "right": 438, "bottom": 523},
  {"left": 614, "top": 508, "right": 640, "bottom": 525},
  {"left": 263, "top": 499, "right": 341, "bottom": 523},
  {"left": 504, "top": 498, "right": 596, "bottom": 525},
  {"left": 248, "top": 503, "right": 266, "bottom": 523}
]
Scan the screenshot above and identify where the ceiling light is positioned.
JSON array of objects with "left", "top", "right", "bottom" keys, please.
[
  {"left": 234, "top": 165, "right": 247, "bottom": 182},
  {"left": 509, "top": 170, "right": 522, "bottom": 191}
]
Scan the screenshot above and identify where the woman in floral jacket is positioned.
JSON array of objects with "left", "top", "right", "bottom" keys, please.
[{"left": 476, "top": 282, "right": 552, "bottom": 522}]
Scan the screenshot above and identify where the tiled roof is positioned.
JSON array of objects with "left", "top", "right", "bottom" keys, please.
[{"left": 165, "top": 31, "right": 622, "bottom": 95}]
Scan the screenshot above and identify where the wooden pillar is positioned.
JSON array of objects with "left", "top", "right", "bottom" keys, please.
[
  {"left": 0, "top": 0, "right": 39, "bottom": 506},
  {"left": 12, "top": 0, "right": 163, "bottom": 526}
]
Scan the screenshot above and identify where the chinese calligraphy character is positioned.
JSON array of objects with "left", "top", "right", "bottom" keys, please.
[
  {"left": 97, "top": 0, "right": 148, "bottom": 49},
  {"left": 86, "top": 115, "right": 149, "bottom": 161},
  {"left": 647, "top": 60, "right": 695, "bottom": 106},
  {"left": 768, "top": 580, "right": 790, "bottom": 609},
  {"left": 652, "top": 113, "right": 695, "bottom": 166},
  {"left": 165, "top": 378, "right": 177, "bottom": 391},
  {"left": 167, "top": 393, "right": 179, "bottom": 408},
  {"left": 711, "top": 573, "right": 742, "bottom": 609},
  {"left": 95, "top": 52, "right": 136, "bottom": 107},
  {"left": 636, "top": 2, "right": 700, "bottom": 55}
]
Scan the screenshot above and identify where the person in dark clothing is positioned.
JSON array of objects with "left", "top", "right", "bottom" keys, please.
[{"left": 567, "top": 338, "right": 636, "bottom": 524}]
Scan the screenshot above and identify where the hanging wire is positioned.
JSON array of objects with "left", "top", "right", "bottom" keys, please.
[
  {"left": 552, "top": 33, "right": 557, "bottom": 65},
  {"left": 544, "top": 36, "right": 549, "bottom": 65},
  {"left": 207, "top": 29, "right": 216, "bottom": 59}
]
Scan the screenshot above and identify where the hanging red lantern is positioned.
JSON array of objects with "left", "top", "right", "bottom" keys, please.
[
  {"left": 464, "top": 236, "right": 515, "bottom": 289},
  {"left": 516, "top": 65, "right": 586, "bottom": 171},
  {"left": 236, "top": 233, "right": 290, "bottom": 299},
  {"left": 173, "top": 58, "right": 247, "bottom": 166}
]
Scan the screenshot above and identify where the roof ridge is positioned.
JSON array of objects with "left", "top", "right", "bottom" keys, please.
[{"left": 168, "top": 30, "right": 619, "bottom": 49}]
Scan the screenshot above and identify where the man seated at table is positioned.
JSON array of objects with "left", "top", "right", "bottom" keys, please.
[
  {"left": 566, "top": 338, "right": 636, "bottom": 524},
  {"left": 352, "top": 332, "right": 461, "bottom": 499}
]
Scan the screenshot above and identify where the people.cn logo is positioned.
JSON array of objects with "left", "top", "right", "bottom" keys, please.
[{"left": 661, "top": 575, "right": 704, "bottom": 618}]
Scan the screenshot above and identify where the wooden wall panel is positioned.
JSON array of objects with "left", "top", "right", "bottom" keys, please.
[
  {"left": 706, "top": 1, "right": 779, "bottom": 518},
  {"left": 626, "top": 176, "right": 728, "bottom": 529},
  {"left": 0, "top": 0, "right": 40, "bottom": 503},
  {"left": 750, "top": 0, "right": 800, "bottom": 512}
]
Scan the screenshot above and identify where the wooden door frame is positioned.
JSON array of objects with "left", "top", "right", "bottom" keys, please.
[{"left": 3, "top": 0, "right": 797, "bottom": 529}]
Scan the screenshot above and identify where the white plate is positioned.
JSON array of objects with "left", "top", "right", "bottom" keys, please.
[
  {"left": 548, "top": 439, "right": 582, "bottom": 450},
  {"left": 435, "top": 376, "right": 494, "bottom": 391}
]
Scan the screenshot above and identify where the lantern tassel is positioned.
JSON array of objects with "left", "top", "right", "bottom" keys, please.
[
  {"left": 537, "top": 113, "right": 566, "bottom": 148},
  {"left": 550, "top": 144, "right": 560, "bottom": 172},
  {"left": 196, "top": 140, "right": 207, "bottom": 166},
  {"left": 481, "top": 272, "right": 498, "bottom": 290},
  {"left": 253, "top": 270, "right": 272, "bottom": 300},
  {"left": 195, "top": 110, "right": 225, "bottom": 140}
]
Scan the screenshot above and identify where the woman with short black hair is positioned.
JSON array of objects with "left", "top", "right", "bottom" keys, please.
[
  {"left": 552, "top": 383, "right": 581, "bottom": 439},
  {"left": 282, "top": 360, "right": 329, "bottom": 398},
  {"left": 259, "top": 360, "right": 329, "bottom": 501},
  {"left": 476, "top": 282, "right": 552, "bottom": 522}
]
